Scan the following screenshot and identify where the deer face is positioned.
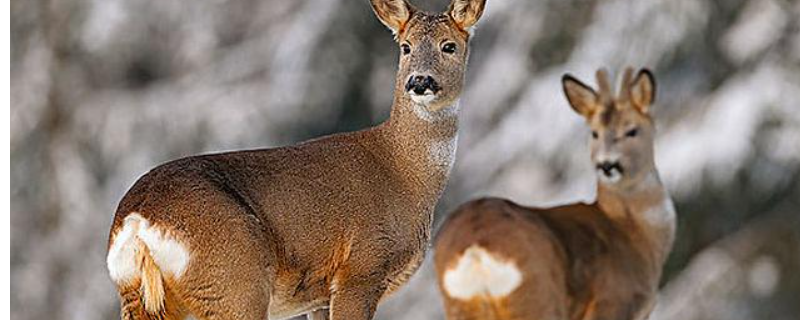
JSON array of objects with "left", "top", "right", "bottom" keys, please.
[
  {"left": 370, "top": 0, "right": 486, "bottom": 112},
  {"left": 563, "top": 69, "right": 657, "bottom": 189}
]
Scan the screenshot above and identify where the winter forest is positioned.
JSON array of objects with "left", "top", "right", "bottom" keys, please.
[{"left": 10, "top": 0, "right": 800, "bottom": 319}]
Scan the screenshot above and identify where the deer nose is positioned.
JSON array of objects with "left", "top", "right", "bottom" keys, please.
[
  {"left": 405, "top": 75, "right": 440, "bottom": 95},
  {"left": 596, "top": 161, "right": 623, "bottom": 176}
]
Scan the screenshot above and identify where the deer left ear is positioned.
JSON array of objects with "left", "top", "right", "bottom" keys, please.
[
  {"left": 630, "top": 69, "right": 656, "bottom": 114},
  {"left": 449, "top": 0, "right": 487, "bottom": 33}
]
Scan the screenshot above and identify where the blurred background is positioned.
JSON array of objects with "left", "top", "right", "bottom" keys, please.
[{"left": 10, "top": 0, "right": 800, "bottom": 319}]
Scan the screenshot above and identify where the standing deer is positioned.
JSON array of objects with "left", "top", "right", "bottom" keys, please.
[
  {"left": 105, "top": 0, "right": 487, "bottom": 319},
  {"left": 434, "top": 68, "right": 676, "bottom": 320}
]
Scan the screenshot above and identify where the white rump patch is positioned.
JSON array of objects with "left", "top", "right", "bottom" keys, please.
[
  {"left": 443, "top": 245, "right": 522, "bottom": 300},
  {"left": 106, "top": 215, "right": 140, "bottom": 283},
  {"left": 107, "top": 213, "right": 190, "bottom": 283}
]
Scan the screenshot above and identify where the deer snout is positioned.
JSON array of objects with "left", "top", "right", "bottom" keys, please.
[
  {"left": 405, "top": 75, "right": 441, "bottom": 96},
  {"left": 596, "top": 161, "right": 624, "bottom": 177}
]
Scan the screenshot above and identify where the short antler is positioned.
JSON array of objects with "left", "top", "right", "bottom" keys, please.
[
  {"left": 595, "top": 69, "right": 613, "bottom": 105},
  {"left": 618, "top": 67, "right": 634, "bottom": 103}
]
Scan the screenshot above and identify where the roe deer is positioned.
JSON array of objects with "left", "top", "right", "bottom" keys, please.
[
  {"left": 105, "top": 0, "right": 487, "bottom": 319},
  {"left": 434, "top": 68, "right": 676, "bottom": 320}
]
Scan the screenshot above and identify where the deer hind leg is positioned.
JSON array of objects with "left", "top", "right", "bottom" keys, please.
[
  {"left": 178, "top": 280, "right": 270, "bottom": 320},
  {"left": 118, "top": 281, "right": 184, "bottom": 320},
  {"left": 441, "top": 297, "right": 492, "bottom": 320},
  {"left": 109, "top": 214, "right": 187, "bottom": 320},
  {"left": 174, "top": 211, "right": 275, "bottom": 320},
  {"left": 109, "top": 207, "right": 274, "bottom": 320},
  {"left": 442, "top": 295, "right": 556, "bottom": 320}
]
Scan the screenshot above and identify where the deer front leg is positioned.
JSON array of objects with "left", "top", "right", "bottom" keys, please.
[
  {"left": 307, "top": 308, "right": 329, "bottom": 320},
  {"left": 583, "top": 294, "right": 651, "bottom": 320},
  {"left": 631, "top": 296, "right": 656, "bottom": 320},
  {"left": 329, "top": 279, "right": 385, "bottom": 320}
]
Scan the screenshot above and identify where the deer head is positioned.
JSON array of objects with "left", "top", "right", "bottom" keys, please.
[
  {"left": 370, "top": 0, "right": 486, "bottom": 113},
  {"left": 563, "top": 68, "right": 657, "bottom": 189}
]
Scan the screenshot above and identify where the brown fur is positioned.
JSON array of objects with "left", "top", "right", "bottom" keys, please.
[
  {"left": 434, "top": 68, "right": 675, "bottom": 320},
  {"left": 107, "top": 1, "right": 487, "bottom": 319}
]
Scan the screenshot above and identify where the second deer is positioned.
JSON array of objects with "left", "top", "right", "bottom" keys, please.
[{"left": 434, "top": 68, "right": 676, "bottom": 320}]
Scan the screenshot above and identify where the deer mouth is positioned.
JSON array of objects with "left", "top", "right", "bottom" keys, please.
[
  {"left": 409, "top": 90, "right": 437, "bottom": 105},
  {"left": 596, "top": 162, "right": 624, "bottom": 183},
  {"left": 405, "top": 75, "right": 442, "bottom": 105}
]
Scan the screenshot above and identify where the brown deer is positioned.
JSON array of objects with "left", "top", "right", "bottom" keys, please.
[
  {"left": 434, "top": 68, "right": 676, "bottom": 320},
  {"left": 105, "top": 0, "right": 487, "bottom": 319}
]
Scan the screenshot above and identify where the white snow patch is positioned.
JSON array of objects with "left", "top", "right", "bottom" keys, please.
[
  {"left": 82, "top": 0, "right": 128, "bottom": 52},
  {"left": 721, "top": 0, "right": 787, "bottom": 64},
  {"left": 656, "top": 66, "right": 786, "bottom": 197}
]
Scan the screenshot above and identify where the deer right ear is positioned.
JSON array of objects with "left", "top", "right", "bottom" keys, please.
[
  {"left": 370, "top": 0, "right": 415, "bottom": 35},
  {"left": 449, "top": 0, "right": 487, "bottom": 33},
  {"left": 562, "top": 74, "right": 599, "bottom": 118}
]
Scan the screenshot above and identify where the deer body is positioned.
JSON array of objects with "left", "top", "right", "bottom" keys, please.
[
  {"left": 434, "top": 69, "right": 676, "bottom": 320},
  {"left": 106, "top": 1, "right": 486, "bottom": 319}
]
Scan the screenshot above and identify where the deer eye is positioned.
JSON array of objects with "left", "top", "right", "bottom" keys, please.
[
  {"left": 625, "top": 128, "right": 639, "bottom": 138},
  {"left": 591, "top": 131, "right": 599, "bottom": 139},
  {"left": 442, "top": 42, "right": 457, "bottom": 54},
  {"left": 401, "top": 43, "right": 411, "bottom": 55}
]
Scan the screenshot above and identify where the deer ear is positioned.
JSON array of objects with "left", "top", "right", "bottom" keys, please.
[
  {"left": 562, "top": 74, "right": 599, "bottom": 118},
  {"left": 630, "top": 69, "right": 656, "bottom": 114},
  {"left": 370, "top": 0, "right": 415, "bottom": 35},
  {"left": 449, "top": 0, "right": 487, "bottom": 32}
]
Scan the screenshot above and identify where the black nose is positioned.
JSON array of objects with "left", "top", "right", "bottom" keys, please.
[
  {"left": 597, "top": 161, "right": 623, "bottom": 175},
  {"left": 405, "top": 75, "right": 440, "bottom": 95}
]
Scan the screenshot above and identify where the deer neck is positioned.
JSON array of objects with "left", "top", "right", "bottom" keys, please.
[
  {"left": 596, "top": 169, "right": 676, "bottom": 263},
  {"left": 376, "top": 89, "right": 459, "bottom": 201}
]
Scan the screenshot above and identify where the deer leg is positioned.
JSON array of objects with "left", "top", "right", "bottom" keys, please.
[
  {"left": 584, "top": 294, "right": 649, "bottom": 320},
  {"left": 307, "top": 308, "right": 329, "bottom": 320},
  {"left": 328, "top": 282, "right": 384, "bottom": 320}
]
